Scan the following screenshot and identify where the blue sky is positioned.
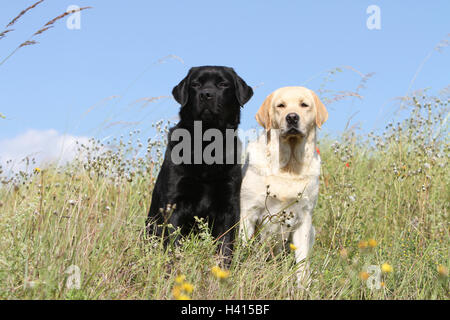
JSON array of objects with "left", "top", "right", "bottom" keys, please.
[{"left": 0, "top": 1, "right": 449, "bottom": 169}]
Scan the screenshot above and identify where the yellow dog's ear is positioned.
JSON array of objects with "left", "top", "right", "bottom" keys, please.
[
  {"left": 311, "top": 90, "right": 328, "bottom": 128},
  {"left": 255, "top": 92, "right": 274, "bottom": 130}
]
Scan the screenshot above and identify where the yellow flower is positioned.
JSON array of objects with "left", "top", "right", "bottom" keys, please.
[
  {"left": 181, "top": 282, "right": 194, "bottom": 294},
  {"left": 358, "top": 240, "right": 368, "bottom": 249},
  {"left": 172, "top": 285, "right": 182, "bottom": 299},
  {"left": 359, "top": 271, "right": 369, "bottom": 280},
  {"left": 175, "top": 274, "right": 186, "bottom": 284},
  {"left": 211, "top": 266, "right": 221, "bottom": 275},
  {"left": 368, "top": 239, "right": 377, "bottom": 248},
  {"left": 172, "top": 277, "right": 194, "bottom": 300},
  {"left": 289, "top": 243, "right": 297, "bottom": 251},
  {"left": 380, "top": 282, "right": 385, "bottom": 287},
  {"left": 217, "top": 270, "right": 230, "bottom": 279},
  {"left": 381, "top": 263, "right": 393, "bottom": 273},
  {"left": 437, "top": 265, "right": 448, "bottom": 277},
  {"left": 211, "top": 265, "right": 230, "bottom": 280},
  {"left": 34, "top": 167, "right": 41, "bottom": 173}
]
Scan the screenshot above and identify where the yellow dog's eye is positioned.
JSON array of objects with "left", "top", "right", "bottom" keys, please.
[
  {"left": 277, "top": 103, "right": 285, "bottom": 108},
  {"left": 301, "top": 102, "right": 309, "bottom": 107}
]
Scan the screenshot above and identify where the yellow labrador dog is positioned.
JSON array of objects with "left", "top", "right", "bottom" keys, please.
[{"left": 240, "top": 86, "right": 328, "bottom": 285}]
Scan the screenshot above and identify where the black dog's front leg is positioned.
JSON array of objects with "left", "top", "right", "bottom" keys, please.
[
  {"left": 214, "top": 214, "right": 238, "bottom": 268},
  {"left": 212, "top": 178, "right": 241, "bottom": 268},
  {"left": 150, "top": 203, "right": 191, "bottom": 248}
]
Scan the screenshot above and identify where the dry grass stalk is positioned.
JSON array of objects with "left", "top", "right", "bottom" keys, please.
[
  {"left": 157, "top": 54, "right": 185, "bottom": 65},
  {"left": 324, "top": 91, "right": 363, "bottom": 105},
  {"left": 130, "top": 96, "right": 171, "bottom": 109},
  {"left": 0, "top": 29, "right": 14, "bottom": 40},
  {"left": 5, "top": 0, "right": 45, "bottom": 28},
  {"left": 33, "top": 26, "right": 53, "bottom": 37},
  {"left": 83, "top": 96, "right": 121, "bottom": 116},
  {"left": 434, "top": 34, "right": 449, "bottom": 53},
  {"left": 19, "top": 40, "right": 38, "bottom": 48},
  {"left": 1, "top": 6, "right": 92, "bottom": 67},
  {"left": 42, "top": 7, "right": 92, "bottom": 28}
]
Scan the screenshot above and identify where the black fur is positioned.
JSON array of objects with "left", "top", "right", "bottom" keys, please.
[{"left": 146, "top": 66, "right": 253, "bottom": 265}]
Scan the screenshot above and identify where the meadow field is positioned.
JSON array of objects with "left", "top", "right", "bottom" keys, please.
[
  {"left": 0, "top": 1, "right": 448, "bottom": 301},
  {"left": 0, "top": 92, "right": 448, "bottom": 300}
]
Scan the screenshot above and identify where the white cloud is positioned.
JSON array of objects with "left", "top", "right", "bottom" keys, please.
[{"left": 0, "top": 129, "right": 94, "bottom": 173}]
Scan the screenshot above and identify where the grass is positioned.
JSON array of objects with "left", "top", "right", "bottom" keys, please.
[
  {"left": 0, "top": 93, "right": 448, "bottom": 300},
  {"left": 0, "top": 1, "right": 91, "bottom": 67}
]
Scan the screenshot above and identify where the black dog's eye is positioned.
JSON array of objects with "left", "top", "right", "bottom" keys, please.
[
  {"left": 277, "top": 103, "right": 285, "bottom": 108},
  {"left": 218, "top": 82, "right": 229, "bottom": 88},
  {"left": 301, "top": 102, "right": 309, "bottom": 107},
  {"left": 191, "top": 82, "right": 201, "bottom": 88}
]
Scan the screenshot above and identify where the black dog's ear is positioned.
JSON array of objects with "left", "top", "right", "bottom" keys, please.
[
  {"left": 172, "top": 70, "right": 192, "bottom": 106},
  {"left": 230, "top": 69, "right": 253, "bottom": 107}
]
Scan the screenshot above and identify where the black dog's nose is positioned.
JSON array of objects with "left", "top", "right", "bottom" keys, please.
[
  {"left": 199, "top": 91, "right": 215, "bottom": 101},
  {"left": 286, "top": 113, "right": 299, "bottom": 126}
]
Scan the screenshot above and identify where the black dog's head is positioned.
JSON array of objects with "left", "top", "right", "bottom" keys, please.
[{"left": 172, "top": 66, "right": 253, "bottom": 129}]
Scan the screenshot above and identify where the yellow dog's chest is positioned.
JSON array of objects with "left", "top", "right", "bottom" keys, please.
[{"left": 263, "top": 174, "right": 314, "bottom": 202}]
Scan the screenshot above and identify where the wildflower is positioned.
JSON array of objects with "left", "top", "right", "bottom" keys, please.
[
  {"left": 437, "top": 265, "right": 448, "bottom": 277},
  {"left": 175, "top": 274, "right": 186, "bottom": 284},
  {"left": 380, "top": 282, "right": 385, "bottom": 287},
  {"left": 172, "top": 285, "right": 182, "bottom": 299},
  {"left": 345, "top": 162, "right": 350, "bottom": 168},
  {"left": 289, "top": 243, "right": 297, "bottom": 251},
  {"left": 368, "top": 239, "right": 378, "bottom": 248},
  {"left": 172, "top": 274, "right": 194, "bottom": 300},
  {"left": 34, "top": 167, "right": 41, "bottom": 174},
  {"left": 359, "top": 271, "right": 369, "bottom": 281},
  {"left": 316, "top": 147, "right": 320, "bottom": 155},
  {"left": 181, "top": 282, "right": 194, "bottom": 294},
  {"left": 358, "top": 240, "right": 368, "bottom": 249},
  {"left": 211, "top": 265, "right": 230, "bottom": 280},
  {"left": 211, "top": 266, "right": 221, "bottom": 275},
  {"left": 381, "top": 263, "right": 393, "bottom": 273}
]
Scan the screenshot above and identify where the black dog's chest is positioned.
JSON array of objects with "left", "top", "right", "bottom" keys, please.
[{"left": 175, "top": 172, "right": 234, "bottom": 209}]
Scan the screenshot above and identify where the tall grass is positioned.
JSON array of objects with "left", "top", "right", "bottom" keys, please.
[
  {"left": 0, "top": 1, "right": 91, "bottom": 67},
  {"left": 0, "top": 92, "right": 448, "bottom": 300}
]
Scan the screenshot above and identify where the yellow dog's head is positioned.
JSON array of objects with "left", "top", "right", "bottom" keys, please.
[{"left": 255, "top": 86, "right": 328, "bottom": 139}]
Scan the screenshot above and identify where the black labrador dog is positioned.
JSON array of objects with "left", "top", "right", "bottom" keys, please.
[{"left": 146, "top": 66, "right": 253, "bottom": 265}]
